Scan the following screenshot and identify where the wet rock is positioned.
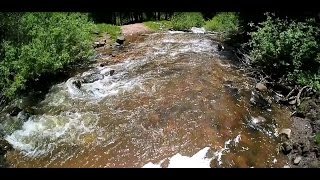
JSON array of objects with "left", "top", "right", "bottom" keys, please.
[
  {"left": 82, "top": 73, "right": 104, "bottom": 84},
  {"left": 73, "top": 80, "right": 82, "bottom": 89},
  {"left": 250, "top": 91, "right": 271, "bottom": 109},
  {"left": 94, "top": 40, "right": 106, "bottom": 48},
  {"left": 17, "top": 110, "right": 30, "bottom": 122},
  {"left": 9, "top": 107, "right": 22, "bottom": 116},
  {"left": 116, "top": 36, "right": 125, "bottom": 45},
  {"left": 251, "top": 116, "right": 267, "bottom": 125},
  {"left": 0, "top": 138, "right": 13, "bottom": 155},
  {"left": 293, "top": 156, "right": 302, "bottom": 165},
  {"left": 217, "top": 44, "right": 224, "bottom": 51},
  {"left": 114, "top": 42, "right": 121, "bottom": 47},
  {"left": 281, "top": 141, "right": 292, "bottom": 155},
  {"left": 109, "top": 70, "right": 115, "bottom": 76},
  {"left": 279, "top": 128, "right": 291, "bottom": 139},
  {"left": 256, "top": 83, "right": 267, "bottom": 92}
]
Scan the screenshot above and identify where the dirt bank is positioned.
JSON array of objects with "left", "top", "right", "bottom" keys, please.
[{"left": 285, "top": 97, "right": 320, "bottom": 167}]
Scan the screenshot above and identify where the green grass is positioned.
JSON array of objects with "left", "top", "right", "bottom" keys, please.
[
  {"left": 143, "top": 21, "right": 172, "bottom": 31},
  {"left": 92, "top": 23, "right": 122, "bottom": 42},
  {"left": 204, "top": 12, "right": 240, "bottom": 36}
]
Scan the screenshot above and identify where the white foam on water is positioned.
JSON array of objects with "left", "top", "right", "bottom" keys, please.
[
  {"left": 142, "top": 134, "right": 242, "bottom": 168},
  {"left": 65, "top": 60, "right": 147, "bottom": 102},
  {"left": 191, "top": 27, "right": 206, "bottom": 34},
  {"left": 5, "top": 111, "right": 100, "bottom": 158},
  {"left": 167, "top": 31, "right": 186, "bottom": 34},
  {"left": 142, "top": 147, "right": 213, "bottom": 168}
]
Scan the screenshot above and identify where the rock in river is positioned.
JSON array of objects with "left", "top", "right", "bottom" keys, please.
[
  {"left": 256, "top": 82, "right": 267, "bottom": 92},
  {"left": 116, "top": 36, "right": 125, "bottom": 45},
  {"left": 0, "top": 138, "right": 13, "bottom": 155},
  {"left": 82, "top": 73, "right": 104, "bottom": 84}
]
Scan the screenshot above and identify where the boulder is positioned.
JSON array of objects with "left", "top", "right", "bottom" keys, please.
[
  {"left": 116, "top": 36, "right": 125, "bottom": 45},
  {"left": 109, "top": 70, "right": 115, "bottom": 76},
  {"left": 217, "top": 44, "right": 224, "bottom": 51},
  {"left": 0, "top": 138, "right": 13, "bottom": 155},
  {"left": 94, "top": 40, "right": 106, "bottom": 48},
  {"left": 72, "top": 80, "right": 82, "bottom": 89},
  {"left": 293, "top": 156, "right": 302, "bottom": 165},
  {"left": 9, "top": 107, "right": 22, "bottom": 116},
  {"left": 255, "top": 83, "right": 267, "bottom": 92}
]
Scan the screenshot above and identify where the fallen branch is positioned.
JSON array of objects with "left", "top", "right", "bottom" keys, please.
[
  {"left": 296, "top": 86, "right": 309, "bottom": 106},
  {"left": 285, "top": 86, "right": 297, "bottom": 99}
]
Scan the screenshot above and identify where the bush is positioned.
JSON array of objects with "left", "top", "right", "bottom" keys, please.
[
  {"left": 248, "top": 13, "right": 320, "bottom": 89},
  {"left": 0, "top": 13, "right": 95, "bottom": 98},
  {"left": 143, "top": 20, "right": 173, "bottom": 32},
  {"left": 204, "top": 12, "right": 240, "bottom": 36},
  {"left": 171, "top": 12, "right": 205, "bottom": 31}
]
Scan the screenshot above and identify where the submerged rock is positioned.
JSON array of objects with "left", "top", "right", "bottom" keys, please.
[{"left": 250, "top": 91, "right": 271, "bottom": 109}]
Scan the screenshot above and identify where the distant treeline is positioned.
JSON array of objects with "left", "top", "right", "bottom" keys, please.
[{"left": 89, "top": 12, "right": 219, "bottom": 25}]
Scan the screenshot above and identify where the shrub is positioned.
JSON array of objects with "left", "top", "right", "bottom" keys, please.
[
  {"left": 0, "top": 13, "right": 95, "bottom": 98},
  {"left": 171, "top": 12, "right": 205, "bottom": 31},
  {"left": 204, "top": 12, "right": 240, "bottom": 36},
  {"left": 248, "top": 13, "right": 320, "bottom": 89}
]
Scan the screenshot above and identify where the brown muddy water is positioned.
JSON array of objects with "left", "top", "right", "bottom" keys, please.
[{"left": 1, "top": 31, "right": 292, "bottom": 168}]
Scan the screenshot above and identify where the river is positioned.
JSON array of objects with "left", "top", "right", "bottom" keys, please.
[{"left": 1, "top": 31, "right": 291, "bottom": 168}]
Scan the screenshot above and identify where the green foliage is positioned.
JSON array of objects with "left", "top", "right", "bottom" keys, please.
[
  {"left": 171, "top": 12, "right": 205, "bottom": 31},
  {"left": 143, "top": 21, "right": 173, "bottom": 32},
  {"left": 316, "top": 133, "right": 320, "bottom": 145},
  {"left": 0, "top": 13, "right": 95, "bottom": 98},
  {"left": 204, "top": 12, "right": 240, "bottom": 36},
  {"left": 92, "top": 23, "right": 121, "bottom": 42},
  {"left": 248, "top": 13, "right": 320, "bottom": 90}
]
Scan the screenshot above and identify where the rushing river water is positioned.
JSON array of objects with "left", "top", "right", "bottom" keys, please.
[{"left": 1, "top": 31, "right": 292, "bottom": 168}]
